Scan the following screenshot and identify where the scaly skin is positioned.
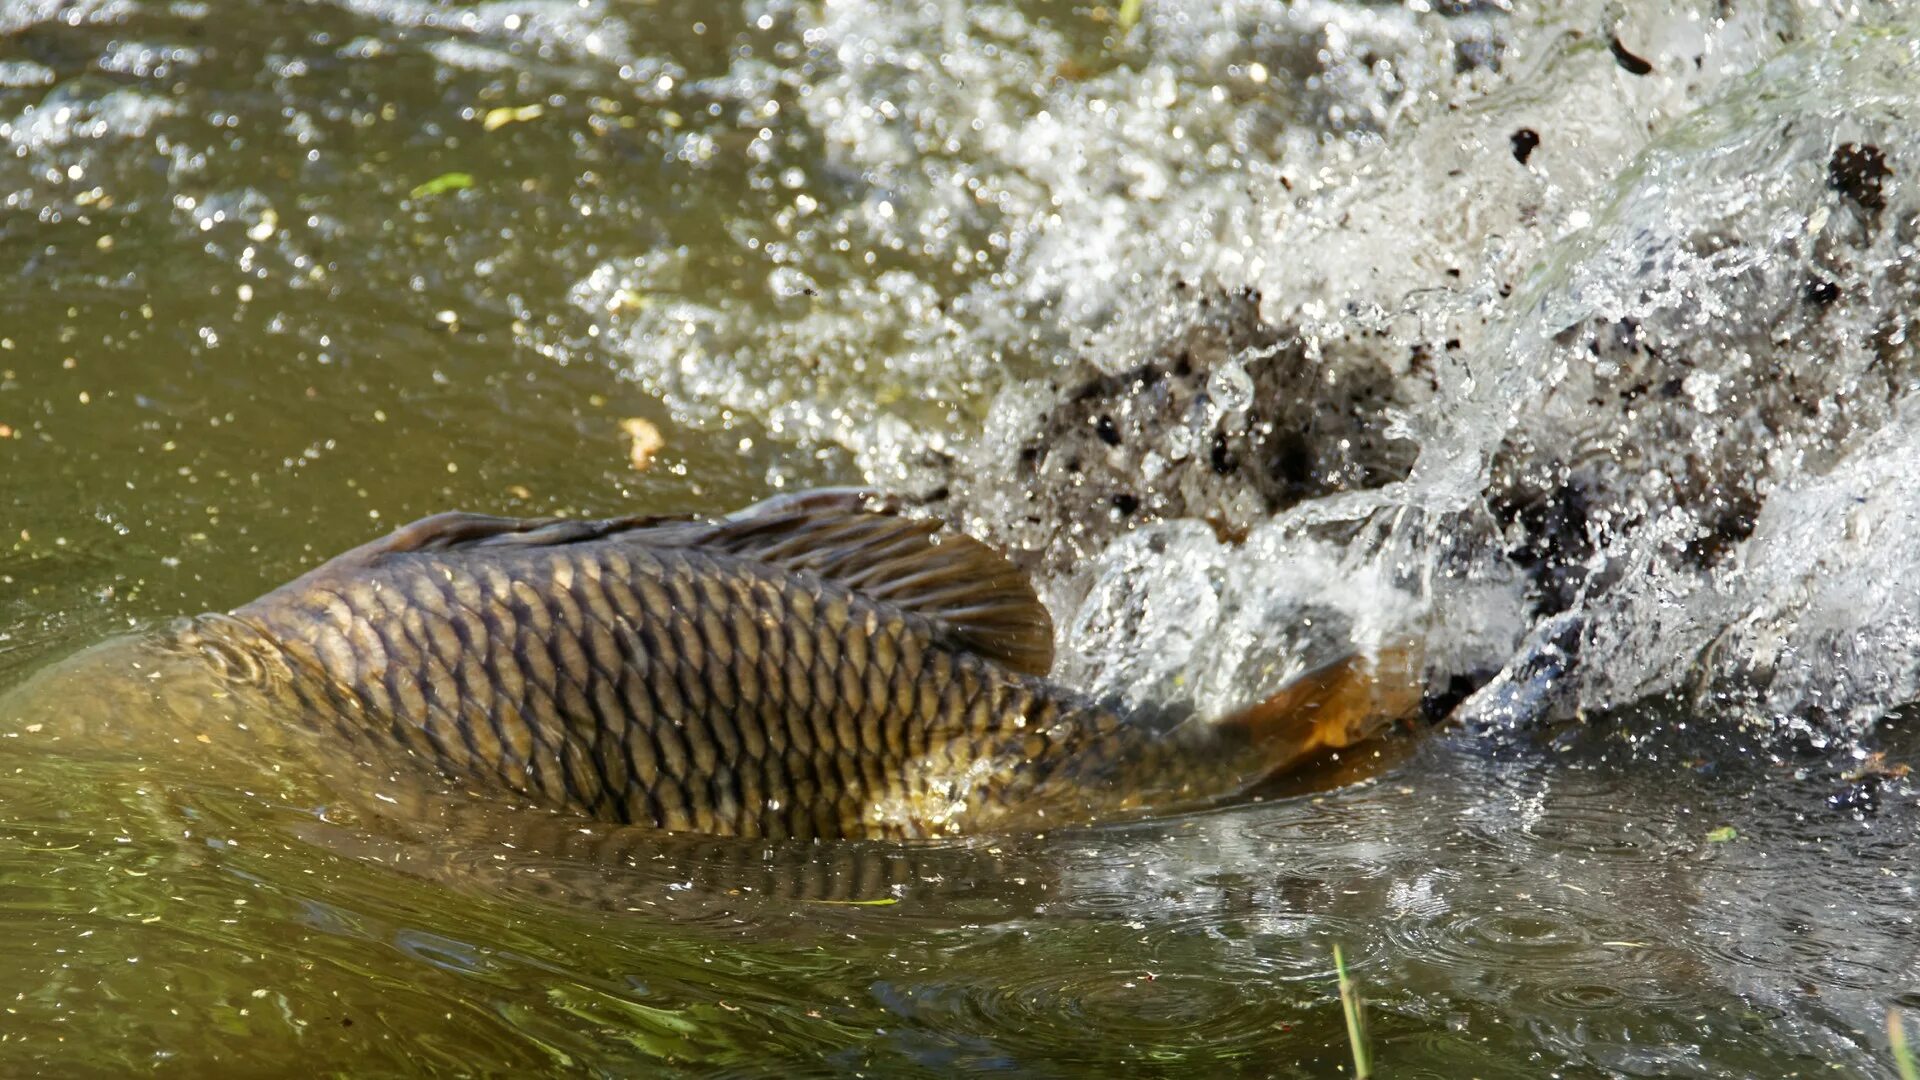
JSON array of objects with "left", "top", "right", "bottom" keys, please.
[
  {"left": 5, "top": 494, "right": 1418, "bottom": 841},
  {"left": 216, "top": 539, "right": 1240, "bottom": 840}
]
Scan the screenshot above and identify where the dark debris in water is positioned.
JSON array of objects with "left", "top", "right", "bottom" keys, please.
[
  {"left": 1510, "top": 127, "right": 1540, "bottom": 166},
  {"left": 1608, "top": 32, "right": 1655, "bottom": 76},
  {"left": 1828, "top": 142, "right": 1892, "bottom": 212},
  {"left": 1827, "top": 751, "right": 1914, "bottom": 815},
  {"left": 932, "top": 286, "right": 1418, "bottom": 573}
]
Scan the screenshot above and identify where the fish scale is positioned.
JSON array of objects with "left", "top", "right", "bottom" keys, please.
[{"left": 158, "top": 491, "right": 1422, "bottom": 839}]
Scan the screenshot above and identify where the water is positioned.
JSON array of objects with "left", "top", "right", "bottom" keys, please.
[{"left": 2, "top": 0, "right": 1918, "bottom": 1074}]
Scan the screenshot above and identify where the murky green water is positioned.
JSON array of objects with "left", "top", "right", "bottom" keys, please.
[{"left": 4, "top": 0, "right": 1918, "bottom": 1075}]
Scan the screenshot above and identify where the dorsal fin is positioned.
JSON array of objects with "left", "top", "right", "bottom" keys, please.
[
  {"left": 303, "top": 509, "right": 698, "bottom": 573},
  {"left": 685, "top": 490, "right": 1054, "bottom": 676},
  {"left": 331, "top": 490, "right": 1054, "bottom": 676}
]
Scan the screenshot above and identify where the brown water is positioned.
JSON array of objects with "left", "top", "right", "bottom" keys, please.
[{"left": 3, "top": 0, "right": 1918, "bottom": 1075}]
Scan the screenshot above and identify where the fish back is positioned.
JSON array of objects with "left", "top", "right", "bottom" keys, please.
[{"left": 229, "top": 493, "right": 1082, "bottom": 839}]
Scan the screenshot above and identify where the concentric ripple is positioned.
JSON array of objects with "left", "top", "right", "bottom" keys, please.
[{"left": 870, "top": 960, "right": 1304, "bottom": 1067}]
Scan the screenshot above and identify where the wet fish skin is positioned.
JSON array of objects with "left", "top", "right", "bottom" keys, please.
[
  {"left": 186, "top": 491, "right": 1413, "bottom": 840},
  {"left": 225, "top": 542, "right": 1118, "bottom": 837}
]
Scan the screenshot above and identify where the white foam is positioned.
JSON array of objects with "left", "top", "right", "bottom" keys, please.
[{"left": 565, "top": 0, "right": 1920, "bottom": 734}]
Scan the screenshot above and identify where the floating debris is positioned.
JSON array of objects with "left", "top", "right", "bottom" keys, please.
[
  {"left": 618, "top": 417, "right": 664, "bottom": 472},
  {"left": 482, "top": 104, "right": 545, "bottom": 132},
  {"left": 408, "top": 172, "right": 474, "bottom": 200}
]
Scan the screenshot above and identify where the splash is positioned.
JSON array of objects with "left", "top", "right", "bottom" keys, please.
[
  {"left": 564, "top": 0, "right": 1920, "bottom": 738},
  {"left": 568, "top": 0, "right": 1507, "bottom": 456},
  {"left": 76, "top": 0, "right": 1898, "bottom": 737}
]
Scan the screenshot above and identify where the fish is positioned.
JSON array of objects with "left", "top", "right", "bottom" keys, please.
[{"left": 143, "top": 490, "right": 1420, "bottom": 840}]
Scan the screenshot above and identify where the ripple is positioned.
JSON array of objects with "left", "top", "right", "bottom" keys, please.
[
  {"left": 1057, "top": 889, "right": 1143, "bottom": 915},
  {"left": 870, "top": 963, "right": 1300, "bottom": 1065},
  {"left": 392, "top": 928, "right": 502, "bottom": 977},
  {"left": 1517, "top": 797, "right": 1684, "bottom": 863},
  {"left": 283, "top": 803, "right": 1055, "bottom": 938},
  {"left": 1237, "top": 797, "right": 1373, "bottom": 847},
  {"left": 1452, "top": 909, "right": 1591, "bottom": 961},
  {"left": 1382, "top": 897, "right": 1672, "bottom": 986},
  {"left": 1385, "top": 1030, "right": 1543, "bottom": 1079},
  {"left": 1536, "top": 979, "right": 1693, "bottom": 1011},
  {"left": 1143, "top": 912, "right": 1384, "bottom": 982}
]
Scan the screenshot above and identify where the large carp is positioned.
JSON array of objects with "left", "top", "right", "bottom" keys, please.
[{"left": 11, "top": 491, "right": 1420, "bottom": 840}]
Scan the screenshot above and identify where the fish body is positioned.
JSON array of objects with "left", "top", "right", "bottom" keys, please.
[{"left": 166, "top": 491, "right": 1415, "bottom": 840}]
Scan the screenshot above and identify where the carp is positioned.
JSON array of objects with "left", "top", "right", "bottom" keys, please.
[{"left": 23, "top": 491, "right": 1422, "bottom": 840}]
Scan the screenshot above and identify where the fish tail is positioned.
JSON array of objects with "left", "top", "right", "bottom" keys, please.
[{"left": 1216, "top": 641, "right": 1426, "bottom": 782}]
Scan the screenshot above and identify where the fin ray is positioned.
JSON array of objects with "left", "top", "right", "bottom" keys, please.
[{"left": 692, "top": 491, "right": 1054, "bottom": 675}]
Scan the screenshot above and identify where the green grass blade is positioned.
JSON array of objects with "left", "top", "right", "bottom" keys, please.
[
  {"left": 409, "top": 172, "right": 474, "bottom": 200},
  {"left": 1334, "top": 944, "right": 1372, "bottom": 1079},
  {"left": 1893, "top": 1008, "right": 1918, "bottom": 1080}
]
